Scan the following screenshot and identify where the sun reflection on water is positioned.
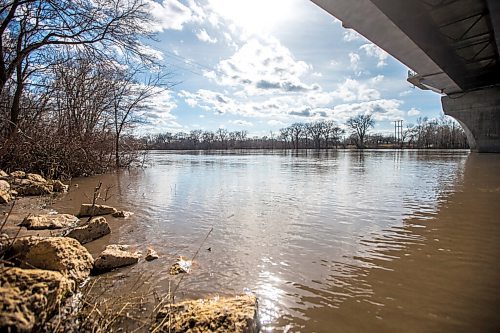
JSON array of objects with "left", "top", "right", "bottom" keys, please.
[{"left": 257, "top": 270, "right": 285, "bottom": 331}]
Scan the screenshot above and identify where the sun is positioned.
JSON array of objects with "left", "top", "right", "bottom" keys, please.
[{"left": 208, "top": 0, "right": 298, "bottom": 34}]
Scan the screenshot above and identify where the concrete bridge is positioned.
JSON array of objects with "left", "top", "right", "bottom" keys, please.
[{"left": 312, "top": 0, "right": 500, "bottom": 152}]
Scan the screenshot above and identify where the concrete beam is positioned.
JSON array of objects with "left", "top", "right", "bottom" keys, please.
[
  {"left": 486, "top": 0, "right": 500, "bottom": 58},
  {"left": 442, "top": 86, "right": 500, "bottom": 152},
  {"left": 369, "top": 0, "right": 470, "bottom": 90},
  {"left": 311, "top": 0, "right": 462, "bottom": 93}
]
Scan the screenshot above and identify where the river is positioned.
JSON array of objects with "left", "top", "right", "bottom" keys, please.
[{"left": 51, "top": 150, "right": 500, "bottom": 332}]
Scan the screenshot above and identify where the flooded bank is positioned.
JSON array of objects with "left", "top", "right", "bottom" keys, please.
[{"left": 40, "top": 150, "right": 500, "bottom": 332}]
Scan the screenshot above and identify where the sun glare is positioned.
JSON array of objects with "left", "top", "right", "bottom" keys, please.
[{"left": 209, "top": 0, "right": 298, "bottom": 34}]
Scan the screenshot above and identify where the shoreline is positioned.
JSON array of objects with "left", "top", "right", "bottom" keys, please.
[{"left": 0, "top": 172, "right": 259, "bottom": 332}]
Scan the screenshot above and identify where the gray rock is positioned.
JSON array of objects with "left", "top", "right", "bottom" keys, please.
[
  {"left": 93, "top": 244, "right": 140, "bottom": 272},
  {"left": 78, "top": 204, "right": 117, "bottom": 217},
  {"left": 20, "top": 214, "right": 79, "bottom": 230},
  {"left": 145, "top": 248, "right": 159, "bottom": 261},
  {"left": 66, "top": 217, "right": 110, "bottom": 244}
]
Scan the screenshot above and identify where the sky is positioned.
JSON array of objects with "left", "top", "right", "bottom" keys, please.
[{"left": 139, "top": 0, "right": 444, "bottom": 137}]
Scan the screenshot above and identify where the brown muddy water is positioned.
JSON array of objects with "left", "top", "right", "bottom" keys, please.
[{"left": 49, "top": 150, "right": 500, "bottom": 332}]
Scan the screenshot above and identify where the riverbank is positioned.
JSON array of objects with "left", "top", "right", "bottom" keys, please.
[{"left": 0, "top": 170, "right": 259, "bottom": 332}]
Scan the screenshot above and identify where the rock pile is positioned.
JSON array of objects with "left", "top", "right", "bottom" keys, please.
[
  {"left": 0, "top": 170, "right": 69, "bottom": 203},
  {"left": 1, "top": 169, "right": 256, "bottom": 331},
  {"left": 0, "top": 236, "right": 94, "bottom": 331}
]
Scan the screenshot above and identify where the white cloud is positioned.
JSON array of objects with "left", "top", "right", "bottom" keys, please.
[
  {"left": 204, "top": 36, "right": 318, "bottom": 95},
  {"left": 312, "top": 72, "right": 323, "bottom": 77},
  {"left": 399, "top": 89, "right": 412, "bottom": 97},
  {"left": 180, "top": 86, "right": 407, "bottom": 127},
  {"left": 332, "top": 99, "right": 405, "bottom": 122},
  {"left": 360, "top": 43, "right": 389, "bottom": 67},
  {"left": 137, "top": 43, "right": 164, "bottom": 61},
  {"left": 408, "top": 108, "right": 421, "bottom": 116},
  {"left": 136, "top": 89, "right": 182, "bottom": 133},
  {"left": 186, "top": 0, "right": 207, "bottom": 23},
  {"left": 370, "top": 75, "right": 384, "bottom": 84},
  {"left": 332, "top": 78, "right": 381, "bottom": 102},
  {"left": 343, "top": 29, "right": 363, "bottom": 42},
  {"left": 349, "top": 52, "right": 361, "bottom": 73},
  {"left": 145, "top": 0, "right": 194, "bottom": 31},
  {"left": 267, "top": 119, "right": 286, "bottom": 127},
  {"left": 196, "top": 29, "right": 218, "bottom": 44},
  {"left": 206, "top": 0, "right": 300, "bottom": 37},
  {"left": 229, "top": 119, "right": 253, "bottom": 127}
]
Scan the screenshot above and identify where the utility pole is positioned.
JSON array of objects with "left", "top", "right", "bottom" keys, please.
[{"left": 394, "top": 120, "right": 403, "bottom": 146}]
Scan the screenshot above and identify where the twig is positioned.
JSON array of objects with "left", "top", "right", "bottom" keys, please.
[
  {"left": 151, "top": 227, "right": 214, "bottom": 333},
  {"left": 0, "top": 200, "right": 16, "bottom": 234},
  {"left": 171, "top": 226, "right": 213, "bottom": 297}
]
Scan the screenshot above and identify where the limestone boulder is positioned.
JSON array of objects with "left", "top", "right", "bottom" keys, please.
[
  {"left": 169, "top": 257, "right": 192, "bottom": 275},
  {"left": 52, "top": 180, "right": 69, "bottom": 193},
  {"left": 0, "top": 233, "right": 9, "bottom": 254},
  {"left": 20, "top": 214, "right": 79, "bottom": 230},
  {"left": 10, "top": 171, "right": 25, "bottom": 178},
  {"left": 156, "top": 294, "right": 259, "bottom": 333},
  {"left": 26, "top": 173, "right": 46, "bottom": 183},
  {"left": 0, "top": 267, "right": 75, "bottom": 333},
  {"left": 0, "top": 170, "right": 8, "bottom": 178},
  {"left": 7, "top": 237, "right": 94, "bottom": 283},
  {"left": 145, "top": 248, "right": 159, "bottom": 261},
  {"left": 16, "top": 181, "right": 53, "bottom": 196},
  {"left": 0, "top": 179, "right": 11, "bottom": 203},
  {"left": 93, "top": 244, "right": 140, "bottom": 273},
  {"left": 66, "top": 217, "right": 110, "bottom": 244},
  {"left": 78, "top": 204, "right": 117, "bottom": 217},
  {"left": 112, "top": 210, "right": 133, "bottom": 218}
]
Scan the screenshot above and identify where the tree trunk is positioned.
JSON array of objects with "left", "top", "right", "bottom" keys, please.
[
  {"left": 115, "top": 133, "right": 120, "bottom": 167},
  {"left": 9, "top": 62, "right": 24, "bottom": 135}
]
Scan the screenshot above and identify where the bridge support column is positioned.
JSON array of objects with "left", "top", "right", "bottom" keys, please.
[{"left": 442, "top": 86, "right": 500, "bottom": 153}]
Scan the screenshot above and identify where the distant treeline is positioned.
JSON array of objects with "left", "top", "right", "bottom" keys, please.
[{"left": 142, "top": 115, "right": 468, "bottom": 150}]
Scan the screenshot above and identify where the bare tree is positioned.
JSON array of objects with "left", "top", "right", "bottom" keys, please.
[
  {"left": 279, "top": 127, "right": 291, "bottom": 148},
  {"left": 289, "top": 123, "right": 304, "bottom": 149},
  {"left": 216, "top": 128, "right": 228, "bottom": 149},
  {"left": 111, "top": 66, "right": 171, "bottom": 166},
  {"left": 0, "top": 0, "right": 155, "bottom": 133},
  {"left": 346, "top": 114, "right": 375, "bottom": 148},
  {"left": 306, "top": 121, "right": 326, "bottom": 149},
  {"left": 323, "top": 120, "right": 344, "bottom": 148}
]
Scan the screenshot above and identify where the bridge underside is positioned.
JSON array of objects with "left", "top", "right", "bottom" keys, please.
[{"left": 312, "top": 0, "right": 500, "bottom": 152}]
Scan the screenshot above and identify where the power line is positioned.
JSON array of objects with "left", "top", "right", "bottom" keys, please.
[{"left": 162, "top": 50, "right": 225, "bottom": 77}]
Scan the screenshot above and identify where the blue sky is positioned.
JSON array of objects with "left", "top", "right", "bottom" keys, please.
[{"left": 139, "top": 0, "right": 444, "bottom": 136}]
